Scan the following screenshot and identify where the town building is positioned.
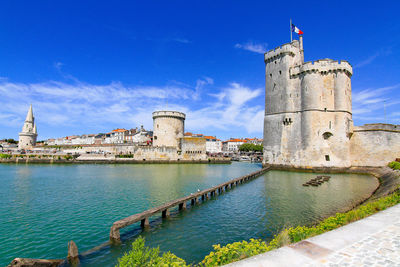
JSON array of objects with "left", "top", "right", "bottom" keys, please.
[
  {"left": 18, "top": 104, "right": 37, "bottom": 150},
  {"left": 204, "top": 136, "right": 222, "bottom": 154},
  {"left": 263, "top": 37, "right": 400, "bottom": 167},
  {"left": 245, "top": 138, "right": 263, "bottom": 146},
  {"left": 222, "top": 138, "right": 247, "bottom": 153}
]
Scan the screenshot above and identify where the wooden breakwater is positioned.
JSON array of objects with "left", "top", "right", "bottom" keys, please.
[{"left": 109, "top": 167, "right": 270, "bottom": 242}]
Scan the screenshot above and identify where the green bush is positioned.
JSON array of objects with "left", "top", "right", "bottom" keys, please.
[
  {"left": 117, "top": 154, "right": 134, "bottom": 158},
  {"left": 0, "top": 153, "right": 12, "bottom": 159},
  {"left": 388, "top": 161, "right": 400, "bottom": 170},
  {"left": 201, "top": 238, "right": 270, "bottom": 266},
  {"left": 64, "top": 155, "right": 73, "bottom": 160},
  {"left": 116, "top": 236, "right": 187, "bottom": 267}
]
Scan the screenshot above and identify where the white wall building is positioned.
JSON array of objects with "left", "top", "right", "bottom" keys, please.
[
  {"left": 222, "top": 139, "right": 247, "bottom": 152},
  {"left": 204, "top": 136, "right": 222, "bottom": 153}
]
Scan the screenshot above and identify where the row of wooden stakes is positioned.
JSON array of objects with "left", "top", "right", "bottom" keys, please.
[{"left": 302, "top": 175, "right": 331, "bottom": 187}]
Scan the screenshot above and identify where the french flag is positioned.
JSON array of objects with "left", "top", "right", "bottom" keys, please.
[{"left": 291, "top": 24, "right": 303, "bottom": 35}]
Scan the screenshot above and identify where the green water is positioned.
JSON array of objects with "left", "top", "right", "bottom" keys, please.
[{"left": 0, "top": 163, "right": 378, "bottom": 266}]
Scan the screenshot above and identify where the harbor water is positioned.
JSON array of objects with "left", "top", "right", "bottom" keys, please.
[{"left": 0, "top": 162, "right": 378, "bottom": 266}]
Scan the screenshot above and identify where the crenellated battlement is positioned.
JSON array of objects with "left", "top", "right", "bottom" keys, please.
[
  {"left": 290, "top": 59, "right": 352, "bottom": 77},
  {"left": 264, "top": 40, "right": 300, "bottom": 62},
  {"left": 152, "top": 111, "right": 186, "bottom": 120}
]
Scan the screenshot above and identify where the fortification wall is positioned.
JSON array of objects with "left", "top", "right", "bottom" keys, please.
[
  {"left": 181, "top": 137, "right": 207, "bottom": 160},
  {"left": 350, "top": 125, "right": 400, "bottom": 167}
]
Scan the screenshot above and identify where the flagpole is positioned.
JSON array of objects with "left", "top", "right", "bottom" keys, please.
[{"left": 290, "top": 18, "right": 292, "bottom": 42}]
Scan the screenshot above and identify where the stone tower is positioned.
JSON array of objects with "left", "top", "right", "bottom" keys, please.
[
  {"left": 263, "top": 38, "right": 353, "bottom": 167},
  {"left": 152, "top": 111, "right": 185, "bottom": 148},
  {"left": 18, "top": 104, "right": 38, "bottom": 150}
]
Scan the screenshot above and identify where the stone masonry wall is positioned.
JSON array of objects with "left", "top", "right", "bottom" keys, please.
[{"left": 350, "top": 127, "right": 400, "bottom": 167}]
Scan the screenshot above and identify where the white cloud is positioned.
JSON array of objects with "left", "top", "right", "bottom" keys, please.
[
  {"left": 354, "top": 47, "right": 392, "bottom": 68},
  {"left": 352, "top": 83, "right": 400, "bottom": 122},
  {"left": 0, "top": 78, "right": 264, "bottom": 139},
  {"left": 186, "top": 83, "right": 264, "bottom": 134},
  {"left": 235, "top": 41, "right": 268, "bottom": 54}
]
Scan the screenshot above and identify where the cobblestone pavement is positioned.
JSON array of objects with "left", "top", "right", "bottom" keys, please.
[{"left": 318, "top": 222, "right": 400, "bottom": 267}]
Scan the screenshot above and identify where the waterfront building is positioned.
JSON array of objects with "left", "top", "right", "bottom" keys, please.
[
  {"left": 204, "top": 136, "right": 222, "bottom": 154},
  {"left": 222, "top": 138, "right": 247, "bottom": 153},
  {"left": 245, "top": 138, "right": 263, "bottom": 146},
  {"left": 263, "top": 37, "right": 400, "bottom": 167},
  {"left": 124, "top": 126, "right": 152, "bottom": 145},
  {"left": 18, "top": 104, "right": 38, "bottom": 150},
  {"left": 104, "top": 129, "right": 127, "bottom": 144}
]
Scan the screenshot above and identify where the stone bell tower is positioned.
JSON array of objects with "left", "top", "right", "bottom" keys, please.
[{"left": 18, "top": 104, "right": 38, "bottom": 150}]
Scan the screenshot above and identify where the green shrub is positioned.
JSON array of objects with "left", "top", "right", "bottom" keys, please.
[
  {"left": 388, "top": 161, "right": 400, "bottom": 170},
  {"left": 116, "top": 236, "right": 187, "bottom": 267},
  {"left": 117, "top": 154, "right": 134, "bottom": 158},
  {"left": 201, "top": 238, "right": 270, "bottom": 266},
  {"left": 63, "top": 155, "right": 73, "bottom": 160},
  {"left": 0, "top": 153, "right": 11, "bottom": 159}
]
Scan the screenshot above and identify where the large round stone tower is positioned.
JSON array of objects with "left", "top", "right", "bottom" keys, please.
[{"left": 152, "top": 111, "right": 185, "bottom": 148}]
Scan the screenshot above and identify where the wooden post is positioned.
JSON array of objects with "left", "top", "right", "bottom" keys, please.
[
  {"left": 109, "top": 226, "right": 121, "bottom": 243},
  {"left": 179, "top": 202, "right": 186, "bottom": 210},
  {"left": 141, "top": 217, "right": 149, "bottom": 228},
  {"left": 162, "top": 209, "right": 170, "bottom": 218},
  {"left": 68, "top": 240, "right": 79, "bottom": 265}
]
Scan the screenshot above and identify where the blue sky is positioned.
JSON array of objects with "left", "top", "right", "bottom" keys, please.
[{"left": 1, "top": 0, "right": 399, "bottom": 140}]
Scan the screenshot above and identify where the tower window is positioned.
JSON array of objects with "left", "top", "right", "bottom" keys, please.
[
  {"left": 329, "top": 121, "right": 332, "bottom": 129},
  {"left": 275, "top": 61, "right": 277, "bottom": 64},
  {"left": 325, "top": 155, "right": 330, "bottom": 161},
  {"left": 279, "top": 70, "right": 282, "bottom": 75},
  {"left": 270, "top": 73, "right": 272, "bottom": 78}
]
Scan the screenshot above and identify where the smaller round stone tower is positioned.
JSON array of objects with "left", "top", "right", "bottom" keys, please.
[
  {"left": 152, "top": 111, "right": 185, "bottom": 148},
  {"left": 18, "top": 104, "right": 38, "bottom": 150}
]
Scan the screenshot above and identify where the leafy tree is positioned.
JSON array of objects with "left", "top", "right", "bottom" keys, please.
[
  {"left": 6, "top": 139, "right": 18, "bottom": 144},
  {"left": 239, "top": 143, "right": 263, "bottom": 152}
]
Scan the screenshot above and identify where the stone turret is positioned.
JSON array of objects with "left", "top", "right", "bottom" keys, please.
[
  {"left": 152, "top": 111, "right": 185, "bottom": 149},
  {"left": 18, "top": 104, "right": 38, "bottom": 150}
]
